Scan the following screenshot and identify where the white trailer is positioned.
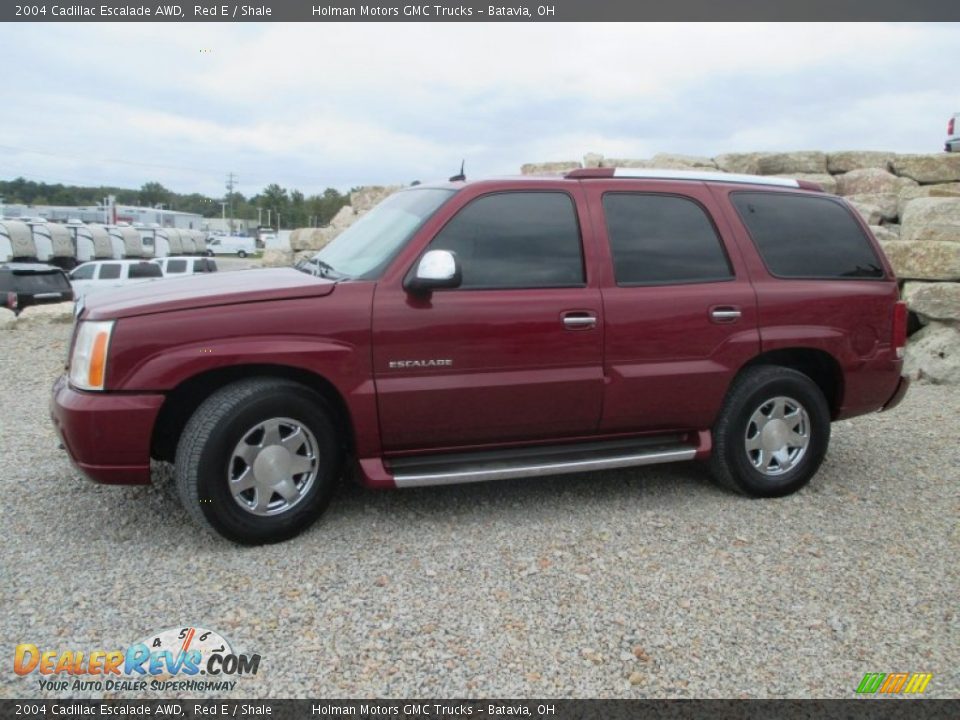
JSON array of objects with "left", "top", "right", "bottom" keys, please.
[
  {"left": 108, "top": 225, "right": 152, "bottom": 258},
  {"left": 24, "top": 220, "right": 75, "bottom": 268},
  {"left": 67, "top": 222, "right": 115, "bottom": 262},
  {"left": 0, "top": 220, "right": 36, "bottom": 261}
]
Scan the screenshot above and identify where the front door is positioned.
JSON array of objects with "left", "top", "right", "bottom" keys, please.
[{"left": 372, "top": 189, "right": 604, "bottom": 451}]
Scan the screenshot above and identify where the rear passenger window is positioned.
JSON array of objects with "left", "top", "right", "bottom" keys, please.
[
  {"left": 98, "top": 264, "right": 121, "bottom": 280},
  {"left": 129, "top": 262, "right": 163, "bottom": 279},
  {"left": 603, "top": 194, "right": 732, "bottom": 285},
  {"left": 732, "top": 193, "right": 883, "bottom": 279},
  {"left": 166, "top": 259, "right": 188, "bottom": 274},
  {"left": 429, "top": 192, "right": 584, "bottom": 289}
]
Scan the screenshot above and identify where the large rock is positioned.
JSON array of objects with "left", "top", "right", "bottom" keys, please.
[
  {"left": 350, "top": 185, "right": 404, "bottom": 213},
  {"left": 891, "top": 154, "right": 960, "bottom": 184},
  {"left": 288, "top": 227, "right": 337, "bottom": 251},
  {"left": 835, "top": 168, "right": 916, "bottom": 197},
  {"left": 583, "top": 152, "right": 604, "bottom": 169},
  {"left": 846, "top": 199, "right": 884, "bottom": 225},
  {"left": 329, "top": 205, "right": 357, "bottom": 229},
  {"left": 520, "top": 161, "right": 581, "bottom": 176},
  {"left": 903, "top": 321, "right": 960, "bottom": 384},
  {"left": 15, "top": 302, "right": 74, "bottom": 327},
  {"left": 902, "top": 282, "right": 960, "bottom": 322},
  {"left": 650, "top": 153, "right": 718, "bottom": 170},
  {"left": 714, "top": 152, "right": 769, "bottom": 175},
  {"left": 773, "top": 173, "right": 838, "bottom": 194},
  {"left": 878, "top": 239, "right": 960, "bottom": 280},
  {"left": 826, "top": 151, "right": 896, "bottom": 174},
  {"left": 900, "top": 197, "right": 960, "bottom": 243},
  {"left": 260, "top": 248, "right": 294, "bottom": 268},
  {"left": 897, "top": 182, "right": 960, "bottom": 220},
  {"left": 845, "top": 193, "right": 899, "bottom": 221},
  {"left": 755, "top": 151, "right": 827, "bottom": 175},
  {"left": 869, "top": 225, "right": 899, "bottom": 243}
]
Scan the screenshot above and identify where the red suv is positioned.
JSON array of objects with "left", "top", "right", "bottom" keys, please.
[{"left": 50, "top": 169, "right": 909, "bottom": 543}]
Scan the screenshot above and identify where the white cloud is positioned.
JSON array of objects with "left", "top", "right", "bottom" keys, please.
[{"left": 0, "top": 22, "right": 957, "bottom": 196}]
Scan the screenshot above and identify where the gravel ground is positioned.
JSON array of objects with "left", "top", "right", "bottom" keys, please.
[{"left": 1, "top": 319, "right": 957, "bottom": 700}]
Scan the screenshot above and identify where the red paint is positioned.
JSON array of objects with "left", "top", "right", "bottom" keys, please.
[{"left": 52, "top": 174, "right": 906, "bottom": 489}]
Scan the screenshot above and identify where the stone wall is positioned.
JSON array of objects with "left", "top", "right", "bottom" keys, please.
[{"left": 523, "top": 151, "right": 960, "bottom": 383}]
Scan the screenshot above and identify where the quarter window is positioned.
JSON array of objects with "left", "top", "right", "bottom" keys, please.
[
  {"left": 603, "top": 193, "right": 732, "bottom": 285},
  {"left": 428, "top": 192, "right": 585, "bottom": 289},
  {"left": 731, "top": 192, "right": 884, "bottom": 279}
]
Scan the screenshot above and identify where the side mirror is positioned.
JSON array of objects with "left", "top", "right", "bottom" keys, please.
[{"left": 404, "top": 249, "right": 462, "bottom": 293}]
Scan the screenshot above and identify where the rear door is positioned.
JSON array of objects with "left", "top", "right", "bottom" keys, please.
[
  {"left": 372, "top": 188, "right": 605, "bottom": 451},
  {"left": 584, "top": 181, "right": 760, "bottom": 432}
]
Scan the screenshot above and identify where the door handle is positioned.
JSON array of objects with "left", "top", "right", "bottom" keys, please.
[
  {"left": 710, "top": 306, "right": 742, "bottom": 323},
  {"left": 561, "top": 311, "right": 597, "bottom": 329}
]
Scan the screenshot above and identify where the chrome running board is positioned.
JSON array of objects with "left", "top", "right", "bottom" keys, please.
[{"left": 389, "top": 437, "right": 697, "bottom": 489}]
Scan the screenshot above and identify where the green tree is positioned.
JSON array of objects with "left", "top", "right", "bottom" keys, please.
[{"left": 139, "top": 181, "right": 171, "bottom": 207}]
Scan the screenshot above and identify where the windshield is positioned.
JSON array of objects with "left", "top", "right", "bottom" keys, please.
[{"left": 308, "top": 187, "right": 455, "bottom": 280}]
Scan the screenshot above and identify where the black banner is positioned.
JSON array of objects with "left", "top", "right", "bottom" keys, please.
[
  {"left": 4, "top": 0, "right": 960, "bottom": 22},
  {"left": 4, "top": 700, "right": 960, "bottom": 719}
]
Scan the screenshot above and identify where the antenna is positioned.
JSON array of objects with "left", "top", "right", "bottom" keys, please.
[{"left": 449, "top": 160, "right": 466, "bottom": 182}]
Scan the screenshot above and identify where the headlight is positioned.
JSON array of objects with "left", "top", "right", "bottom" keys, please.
[{"left": 69, "top": 320, "right": 115, "bottom": 391}]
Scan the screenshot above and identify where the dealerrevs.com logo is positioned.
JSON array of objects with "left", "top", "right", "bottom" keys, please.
[{"left": 14, "top": 626, "right": 260, "bottom": 693}]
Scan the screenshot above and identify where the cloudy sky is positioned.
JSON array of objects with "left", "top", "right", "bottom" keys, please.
[{"left": 1, "top": 22, "right": 958, "bottom": 198}]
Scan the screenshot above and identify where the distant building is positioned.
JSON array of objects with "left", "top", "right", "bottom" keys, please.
[{"left": 1, "top": 202, "right": 203, "bottom": 230}]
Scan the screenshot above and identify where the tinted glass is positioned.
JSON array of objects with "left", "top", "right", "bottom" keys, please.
[
  {"left": 129, "top": 262, "right": 163, "bottom": 279},
  {"left": 314, "top": 188, "right": 455, "bottom": 279},
  {"left": 166, "top": 259, "right": 188, "bottom": 273},
  {"left": 12, "top": 271, "right": 70, "bottom": 292},
  {"left": 70, "top": 264, "right": 96, "bottom": 280},
  {"left": 732, "top": 193, "right": 883, "bottom": 279},
  {"left": 429, "top": 192, "right": 584, "bottom": 289},
  {"left": 603, "top": 194, "right": 732, "bottom": 285},
  {"left": 98, "top": 264, "right": 121, "bottom": 279}
]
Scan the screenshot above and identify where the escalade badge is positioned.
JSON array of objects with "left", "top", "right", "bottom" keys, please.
[{"left": 388, "top": 359, "right": 453, "bottom": 369}]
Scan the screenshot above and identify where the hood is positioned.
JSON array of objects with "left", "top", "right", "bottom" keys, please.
[{"left": 83, "top": 268, "right": 336, "bottom": 320}]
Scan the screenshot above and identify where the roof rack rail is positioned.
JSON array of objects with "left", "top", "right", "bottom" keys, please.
[{"left": 565, "top": 167, "right": 822, "bottom": 191}]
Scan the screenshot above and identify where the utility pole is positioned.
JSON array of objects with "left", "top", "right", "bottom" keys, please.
[
  {"left": 0, "top": 195, "right": 4, "bottom": 219},
  {"left": 257, "top": 207, "right": 262, "bottom": 226},
  {"left": 267, "top": 208, "right": 271, "bottom": 228},
  {"left": 225, "top": 172, "right": 237, "bottom": 234}
]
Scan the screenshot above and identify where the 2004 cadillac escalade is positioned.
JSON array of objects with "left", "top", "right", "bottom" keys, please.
[{"left": 51, "top": 168, "right": 910, "bottom": 544}]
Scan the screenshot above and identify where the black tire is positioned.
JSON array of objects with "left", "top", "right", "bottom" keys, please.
[
  {"left": 710, "top": 365, "right": 830, "bottom": 498},
  {"left": 205, "top": 249, "right": 214, "bottom": 257},
  {"left": 175, "top": 378, "right": 343, "bottom": 544},
  {"left": 237, "top": 250, "right": 247, "bottom": 258}
]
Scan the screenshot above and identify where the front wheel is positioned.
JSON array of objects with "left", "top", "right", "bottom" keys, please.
[
  {"left": 710, "top": 366, "right": 830, "bottom": 497},
  {"left": 237, "top": 250, "right": 247, "bottom": 258},
  {"left": 175, "top": 378, "right": 343, "bottom": 544}
]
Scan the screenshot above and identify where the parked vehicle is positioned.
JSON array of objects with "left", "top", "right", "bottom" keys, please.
[
  {"left": 68, "top": 259, "right": 164, "bottom": 298},
  {"left": 107, "top": 225, "right": 150, "bottom": 259},
  {"left": 0, "top": 219, "right": 36, "bottom": 262},
  {"left": 1, "top": 262, "right": 73, "bottom": 314},
  {"left": 947, "top": 113, "right": 960, "bottom": 152},
  {"left": 153, "top": 256, "right": 218, "bottom": 276},
  {"left": 24, "top": 219, "right": 75, "bottom": 270},
  {"left": 66, "top": 222, "right": 115, "bottom": 263},
  {"left": 206, "top": 235, "right": 256, "bottom": 258},
  {"left": 52, "top": 169, "right": 909, "bottom": 544},
  {"left": 135, "top": 225, "right": 183, "bottom": 258}
]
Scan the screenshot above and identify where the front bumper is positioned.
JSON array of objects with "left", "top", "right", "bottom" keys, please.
[{"left": 50, "top": 375, "right": 165, "bottom": 485}]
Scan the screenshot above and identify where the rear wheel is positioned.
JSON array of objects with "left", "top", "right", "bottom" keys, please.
[
  {"left": 710, "top": 366, "right": 830, "bottom": 497},
  {"left": 175, "top": 378, "right": 343, "bottom": 544},
  {"left": 237, "top": 250, "right": 248, "bottom": 258}
]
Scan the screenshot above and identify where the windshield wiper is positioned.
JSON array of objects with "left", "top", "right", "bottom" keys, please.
[{"left": 296, "top": 257, "right": 347, "bottom": 280}]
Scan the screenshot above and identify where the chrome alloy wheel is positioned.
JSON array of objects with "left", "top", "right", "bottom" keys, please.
[
  {"left": 744, "top": 396, "right": 810, "bottom": 476},
  {"left": 228, "top": 417, "right": 319, "bottom": 516}
]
